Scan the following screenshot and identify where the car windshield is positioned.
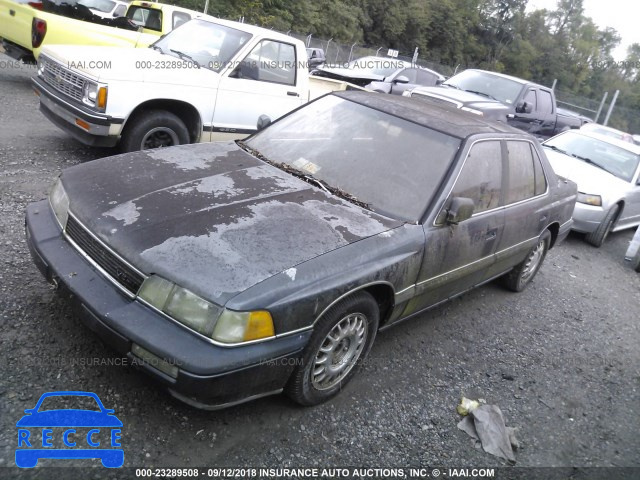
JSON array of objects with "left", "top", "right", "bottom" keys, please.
[
  {"left": 444, "top": 70, "right": 523, "bottom": 105},
  {"left": 38, "top": 395, "right": 101, "bottom": 412},
  {"left": 152, "top": 20, "right": 252, "bottom": 72},
  {"left": 345, "top": 57, "right": 407, "bottom": 77},
  {"left": 244, "top": 95, "right": 461, "bottom": 222},
  {"left": 78, "top": 0, "right": 115, "bottom": 13},
  {"left": 544, "top": 131, "right": 640, "bottom": 182}
]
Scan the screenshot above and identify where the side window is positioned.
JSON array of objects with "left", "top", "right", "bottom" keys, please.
[
  {"left": 113, "top": 4, "right": 126, "bottom": 17},
  {"left": 451, "top": 141, "right": 502, "bottom": 214},
  {"left": 416, "top": 69, "right": 437, "bottom": 86},
  {"left": 236, "top": 40, "right": 296, "bottom": 86},
  {"left": 506, "top": 141, "right": 536, "bottom": 204},
  {"left": 172, "top": 12, "right": 190, "bottom": 29},
  {"left": 523, "top": 89, "right": 537, "bottom": 111},
  {"left": 531, "top": 145, "right": 548, "bottom": 195},
  {"left": 399, "top": 68, "right": 418, "bottom": 83},
  {"left": 538, "top": 90, "right": 553, "bottom": 114}
]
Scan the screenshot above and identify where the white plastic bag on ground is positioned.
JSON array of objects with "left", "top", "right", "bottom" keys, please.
[{"left": 457, "top": 404, "right": 518, "bottom": 463}]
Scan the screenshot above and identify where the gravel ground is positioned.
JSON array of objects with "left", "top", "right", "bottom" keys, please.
[{"left": 0, "top": 54, "right": 639, "bottom": 479}]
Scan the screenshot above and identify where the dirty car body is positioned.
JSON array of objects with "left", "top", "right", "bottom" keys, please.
[{"left": 25, "top": 92, "right": 577, "bottom": 408}]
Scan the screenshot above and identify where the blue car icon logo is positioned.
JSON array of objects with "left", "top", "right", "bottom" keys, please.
[{"left": 16, "top": 391, "right": 123, "bottom": 468}]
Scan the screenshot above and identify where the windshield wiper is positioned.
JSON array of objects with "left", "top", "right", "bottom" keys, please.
[
  {"left": 544, "top": 144, "right": 568, "bottom": 155},
  {"left": 169, "top": 49, "right": 200, "bottom": 68},
  {"left": 464, "top": 89, "right": 498, "bottom": 101},
  {"left": 237, "top": 141, "right": 370, "bottom": 210},
  {"left": 570, "top": 154, "right": 614, "bottom": 175}
]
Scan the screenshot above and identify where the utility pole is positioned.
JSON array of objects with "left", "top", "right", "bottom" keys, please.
[
  {"left": 603, "top": 90, "right": 619, "bottom": 126},
  {"left": 594, "top": 92, "right": 609, "bottom": 123}
]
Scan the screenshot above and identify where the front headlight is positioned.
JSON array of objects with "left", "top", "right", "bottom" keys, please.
[
  {"left": 577, "top": 192, "right": 602, "bottom": 206},
  {"left": 82, "top": 82, "right": 107, "bottom": 111},
  {"left": 138, "top": 275, "right": 275, "bottom": 343},
  {"left": 49, "top": 178, "right": 69, "bottom": 229}
]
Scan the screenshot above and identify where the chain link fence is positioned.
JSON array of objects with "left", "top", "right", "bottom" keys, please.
[{"left": 274, "top": 28, "right": 639, "bottom": 133}]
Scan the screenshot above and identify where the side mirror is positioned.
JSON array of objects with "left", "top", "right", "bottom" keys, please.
[
  {"left": 257, "top": 115, "right": 271, "bottom": 131},
  {"left": 516, "top": 101, "right": 533, "bottom": 114},
  {"left": 446, "top": 197, "right": 475, "bottom": 225},
  {"left": 393, "top": 75, "right": 410, "bottom": 84}
]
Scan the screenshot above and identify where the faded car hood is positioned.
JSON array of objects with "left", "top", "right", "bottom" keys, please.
[
  {"left": 40, "top": 45, "right": 220, "bottom": 86},
  {"left": 544, "top": 149, "right": 631, "bottom": 193},
  {"left": 61, "top": 142, "right": 401, "bottom": 305}
]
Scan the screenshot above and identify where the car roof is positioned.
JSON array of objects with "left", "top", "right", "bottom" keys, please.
[
  {"left": 566, "top": 129, "right": 640, "bottom": 154},
  {"left": 460, "top": 69, "right": 531, "bottom": 86},
  {"left": 335, "top": 91, "right": 526, "bottom": 139}
]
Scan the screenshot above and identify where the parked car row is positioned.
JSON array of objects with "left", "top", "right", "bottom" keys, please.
[{"left": 2, "top": 4, "right": 638, "bottom": 411}]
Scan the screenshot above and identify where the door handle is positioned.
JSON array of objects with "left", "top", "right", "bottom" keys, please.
[
  {"left": 485, "top": 228, "right": 497, "bottom": 241},
  {"left": 287, "top": 91, "right": 300, "bottom": 97}
]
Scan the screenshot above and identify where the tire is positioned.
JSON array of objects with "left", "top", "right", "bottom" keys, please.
[
  {"left": 633, "top": 251, "right": 640, "bottom": 273},
  {"left": 585, "top": 204, "right": 620, "bottom": 248},
  {"left": 285, "top": 291, "right": 379, "bottom": 406},
  {"left": 119, "top": 110, "right": 190, "bottom": 152},
  {"left": 502, "top": 230, "right": 551, "bottom": 292}
]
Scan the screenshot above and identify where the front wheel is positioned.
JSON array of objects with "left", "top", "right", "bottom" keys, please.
[
  {"left": 120, "top": 110, "right": 190, "bottom": 152},
  {"left": 585, "top": 204, "right": 619, "bottom": 248},
  {"left": 285, "top": 291, "right": 379, "bottom": 406},
  {"left": 502, "top": 230, "right": 551, "bottom": 292}
]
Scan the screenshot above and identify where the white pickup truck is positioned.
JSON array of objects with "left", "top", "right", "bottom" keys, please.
[{"left": 31, "top": 17, "right": 361, "bottom": 151}]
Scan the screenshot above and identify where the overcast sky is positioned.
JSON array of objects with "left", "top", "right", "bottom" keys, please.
[{"left": 527, "top": 0, "right": 640, "bottom": 60}]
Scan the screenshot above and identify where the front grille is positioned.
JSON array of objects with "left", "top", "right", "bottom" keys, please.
[
  {"left": 65, "top": 215, "right": 145, "bottom": 295},
  {"left": 41, "top": 58, "right": 86, "bottom": 103}
]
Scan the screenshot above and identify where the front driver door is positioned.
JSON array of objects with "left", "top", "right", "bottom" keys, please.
[
  {"left": 213, "top": 39, "right": 305, "bottom": 140},
  {"left": 404, "top": 140, "right": 506, "bottom": 316}
]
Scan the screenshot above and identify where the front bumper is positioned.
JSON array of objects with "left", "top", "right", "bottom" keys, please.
[
  {"left": 25, "top": 200, "right": 310, "bottom": 408},
  {"left": 31, "top": 76, "right": 122, "bottom": 148},
  {"left": 571, "top": 202, "right": 607, "bottom": 233}
]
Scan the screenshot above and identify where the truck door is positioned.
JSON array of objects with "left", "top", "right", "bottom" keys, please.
[
  {"left": 212, "top": 39, "right": 305, "bottom": 140},
  {"left": 512, "top": 88, "right": 555, "bottom": 137}
]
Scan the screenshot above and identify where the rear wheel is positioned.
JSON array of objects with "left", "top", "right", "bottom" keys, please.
[
  {"left": 503, "top": 230, "right": 551, "bottom": 292},
  {"left": 285, "top": 291, "right": 379, "bottom": 406},
  {"left": 585, "top": 204, "right": 619, "bottom": 247},
  {"left": 120, "top": 110, "right": 189, "bottom": 152}
]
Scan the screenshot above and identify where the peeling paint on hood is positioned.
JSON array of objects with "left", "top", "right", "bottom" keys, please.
[{"left": 60, "top": 142, "right": 401, "bottom": 304}]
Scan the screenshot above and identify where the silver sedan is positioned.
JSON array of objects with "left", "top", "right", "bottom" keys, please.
[{"left": 543, "top": 129, "right": 640, "bottom": 247}]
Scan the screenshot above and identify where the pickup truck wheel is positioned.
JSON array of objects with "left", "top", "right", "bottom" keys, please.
[
  {"left": 502, "top": 230, "right": 551, "bottom": 292},
  {"left": 585, "top": 204, "right": 619, "bottom": 248},
  {"left": 120, "top": 110, "right": 189, "bottom": 152},
  {"left": 285, "top": 291, "right": 379, "bottom": 406}
]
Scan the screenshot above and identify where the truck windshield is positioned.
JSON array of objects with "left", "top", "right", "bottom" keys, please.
[
  {"left": 245, "top": 95, "right": 461, "bottom": 222},
  {"left": 152, "top": 20, "right": 253, "bottom": 72},
  {"left": 444, "top": 70, "right": 523, "bottom": 105}
]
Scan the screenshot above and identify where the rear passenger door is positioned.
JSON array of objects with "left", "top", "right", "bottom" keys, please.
[
  {"left": 494, "top": 140, "right": 551, "bottom": 274},
  {"left": 407, "top": 140, "right": 506, "bottom": 314}
]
